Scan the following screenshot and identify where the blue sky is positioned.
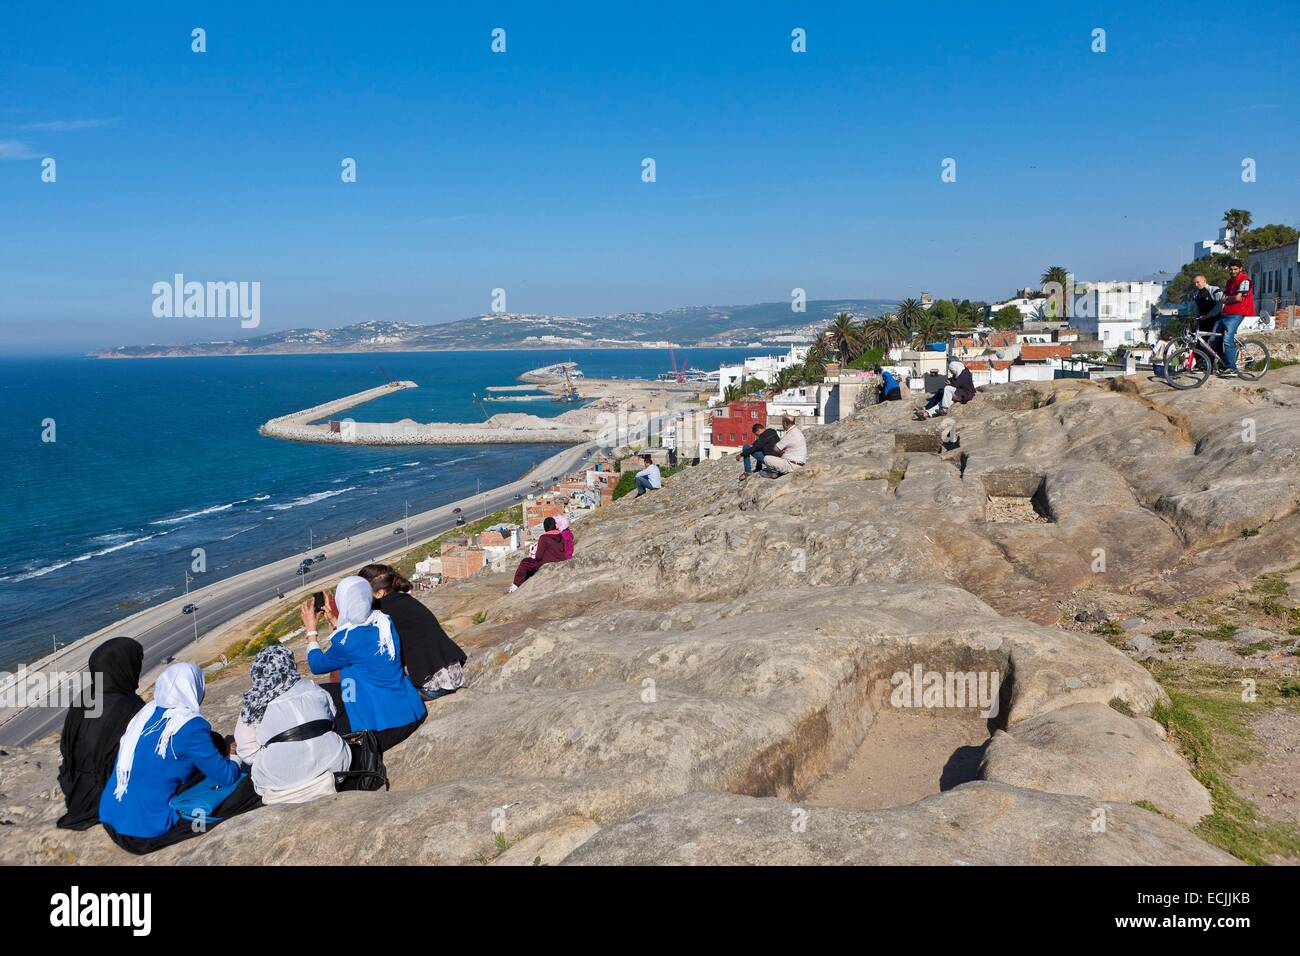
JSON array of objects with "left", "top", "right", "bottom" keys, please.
[{"left": 2, "top": 1, "right": 1297, "bottom": 351}]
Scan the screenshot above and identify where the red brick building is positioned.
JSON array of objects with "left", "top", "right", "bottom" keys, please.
[
  {"left": 439, "top": 539, "right": 487, "bottom": 580},
  {"left": 522, "top": 497, "right": 567, "bottom": 536},
  {"left": 710, "top": 400, "right": 767, "bottom": 450}
]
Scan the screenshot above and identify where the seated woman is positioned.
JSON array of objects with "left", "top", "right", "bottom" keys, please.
[
  {"left": 99, "top": 662, "right": 259, "bottom": 855},
  {"left": 509, "top": 517, "right": 566, "bottom": 592},
  {"left": 554, "top": 514, "right": 575, "bottom": 560},
  {"left": 358, "top": 564, "right": 467, "bottom": 700},
  {"left": 57, "top": 637, "right": 145, "bottom": 830},
  {"left": 303, "top": 576, "right": 427, "bottom": 752},
  {"left": 233, "top": 645, "right": 351, "bottom": 804}
]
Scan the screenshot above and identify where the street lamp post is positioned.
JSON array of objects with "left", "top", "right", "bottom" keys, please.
[{"left": 404, "top": 501, "right": 410, "bottom": 549}]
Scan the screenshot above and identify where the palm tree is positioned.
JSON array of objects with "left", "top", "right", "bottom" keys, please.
[
  {"left": 896, "top": 298, "right": 925, "bottom": 331},
  {"left": 862, "top": 313, "right": 906, "bottom": 351},
  {"left": 825, "top": 312, "right": 865, "bottom": 362},
  {"left": 909, "top": 312, "right": 942, "bottom": 348},
  {"left": 1040, "top": 266, "right": 1071, "bottom": 320},
  {"left": 1222, "top": 208, "right": 1252, "bottom": 249}
]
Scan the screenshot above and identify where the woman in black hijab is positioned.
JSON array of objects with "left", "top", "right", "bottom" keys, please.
[{"left": 56, "top": 636, "right": 145, "bottom": 830}]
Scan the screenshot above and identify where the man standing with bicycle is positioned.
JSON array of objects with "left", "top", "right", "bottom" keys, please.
[
  {"left": 1190, "top": 274, "right": 1222, "bottom": 338},
  {"left": 1214, "top": 259, "right": 1255, "bottom": 375}
]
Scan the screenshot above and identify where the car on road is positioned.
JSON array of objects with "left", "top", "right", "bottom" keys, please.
[
  {"left": 394, "top": 527, "right": 403, "bottom": 535},
  {"left": 313, "top": 553, "right": 326, "bottom": 562},
  {"left": 455, "top": 516, "right": 466, "bottom": 526},
  {"left": 452, "top": 507, "right": 462, "bottom": 513},
  {"left": 181, "top": 603, "right": 197, "bottom": 615},
  {"left": 162, "top": 655, "right": 175, "bottom": 665},
  {"left": 514, "top": 493, "right": 523, "bottom": 500}
]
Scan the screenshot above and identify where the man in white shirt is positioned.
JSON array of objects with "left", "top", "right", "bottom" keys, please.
[
  {"left": 763, "top": 415, "right": 807, "bottom": 476},
  {"left": 634, "top": 454, "right": 662, "bottom": 496}
]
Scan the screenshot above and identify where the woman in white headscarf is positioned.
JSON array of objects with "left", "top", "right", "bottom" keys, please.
[
  {"left": 302, "top": 576, "right": 427, "bottom": 753},
  {"left": 918, "top": 359, "right": 976, "bottom": 419},
  {"left": 99, "top": 662, "right": 258, "bottom": 855}
]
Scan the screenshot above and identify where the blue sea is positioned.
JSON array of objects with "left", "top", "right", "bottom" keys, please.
[{"left": 0, "top": 348, "right": 768, "bottom": 670}]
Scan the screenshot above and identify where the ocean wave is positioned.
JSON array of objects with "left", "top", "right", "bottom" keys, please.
[
  {"left": 220, "top": 526, "right": 257, "bottom": 540},
  {"left": 90, "top": 531, "right": 133, "bottom": 544},
  {"left": 367, "top": 467, "right": 394, "bottom": 474},
  {"left": 150, "top": 502, "right": 237, "bottom": 525},
  {"left": 433, "top": 452, "right": 487, "bottom": 468},
  {"left": 402, "top": 461, "right": 420, "bottom": 467},
  {"left": 268, "top": 487, "right": 355, "bottom": 511},
  {"left": 3, "top": 531, "right": 164, "bottom": 582},
  {"left": 251, "top": 494, "right": 271, "bottom": 501}
]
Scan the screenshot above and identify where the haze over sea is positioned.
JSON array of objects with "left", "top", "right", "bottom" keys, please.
[{"left": 2, "top": 347, "right": 766, "bottom": 671}]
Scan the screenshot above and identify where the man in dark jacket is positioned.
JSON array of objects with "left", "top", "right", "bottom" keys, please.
[
  {"left": 918, "top": 360, "right": 975, "bottom": 418},
  {"left": 736, "top": 422, "right": 780, "bottom": 478}
]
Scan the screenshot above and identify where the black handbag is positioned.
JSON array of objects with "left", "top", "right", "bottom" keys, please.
[
  {"left": 263, "top": 720, "right": 389, "bottom": 792},
  {"left": 335, "top": 731, "right": 389, "bottom": 792}
]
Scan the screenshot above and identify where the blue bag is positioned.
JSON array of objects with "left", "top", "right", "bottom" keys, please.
[{"left": 169, "top": 771, "right": 249, "bottom": 824}]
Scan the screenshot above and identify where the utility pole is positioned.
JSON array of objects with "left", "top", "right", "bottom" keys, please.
[
  {"left": 404, "top": 501, "right": 410, "bottom": 549},
  {"left": 191, "top": 607, "right": 200, "bottom": 643}
]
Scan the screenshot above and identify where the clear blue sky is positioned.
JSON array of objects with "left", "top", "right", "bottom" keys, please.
[{"left": 2, "top": 1, "right": 1297, "bottom": 351}]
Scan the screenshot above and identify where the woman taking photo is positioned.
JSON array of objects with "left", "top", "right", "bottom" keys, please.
[
  {"left": 303, "top": 576, "right": 426, "bottom": 752},
  {"left": 358, "top": 563, "right": 467, "bottom": 700}
]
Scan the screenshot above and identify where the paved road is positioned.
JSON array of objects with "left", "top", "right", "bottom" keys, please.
[{"left": 0, "top": 441, "right": 598, "bottom": 747}]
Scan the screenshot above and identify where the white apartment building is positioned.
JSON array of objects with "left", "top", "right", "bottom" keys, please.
[
  {"left": 1071, "top": 280, "right": 1168, "bottom": 348},
  {"left": 1194, "top": 227, "right": 1235, "bottom": 261},
  {"left": 714, "top": 345, "right": 810, "bottom": 404}
]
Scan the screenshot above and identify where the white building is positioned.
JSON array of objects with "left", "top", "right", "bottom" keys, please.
[
  {"left": 990, "top": 294, "right": 1046, "bottom": 322},
  {"left": 1194, "top": 227, "right": 1235, "bottom": 261},
  {"left": 714, "top": 345, "right": 809, "bottom": 404},
  {"left": 1071, "top": 280, "right": 1168, "bottom": 348},
  {"left": 767, "top": 385, "right": 822, "bottom": 422}
]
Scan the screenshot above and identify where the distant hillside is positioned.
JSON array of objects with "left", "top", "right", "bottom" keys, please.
[{"left": 93, "top": 299, "right": 898, "bottom": 357}]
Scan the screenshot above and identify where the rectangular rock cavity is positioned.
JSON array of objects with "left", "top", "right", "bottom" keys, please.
[
  {"left": 730, "top": 644, "right": 1010, "bottom": 812},
  {"left": 979, "top": 469, "right": 1053, "bottom": 523}
]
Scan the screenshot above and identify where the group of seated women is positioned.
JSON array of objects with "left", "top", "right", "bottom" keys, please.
[{"left": 55, "top": 564, "right": 466, "bottom": 855}]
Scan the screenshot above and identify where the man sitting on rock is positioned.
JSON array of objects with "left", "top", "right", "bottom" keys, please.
[
  {"left": 634, "top": 454, "right": 661, "bottom": 497},
  {"left": 760, "top": 415, "right": 807, "bottom": 477},
  {"left": 736, "top": 422, "right": 780, "bottom": 480},
  {"left": 916, "top": 360, "right": 975, "bottom": 419}
]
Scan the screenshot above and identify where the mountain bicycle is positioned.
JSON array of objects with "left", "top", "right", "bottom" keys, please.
[{"left": 1162, "top": 327, "right": 1270, "bottom": 390}]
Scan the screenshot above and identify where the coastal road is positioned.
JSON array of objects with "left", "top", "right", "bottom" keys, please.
[{"left": 0, "top": 441, "right": 599, "bottom": 747}]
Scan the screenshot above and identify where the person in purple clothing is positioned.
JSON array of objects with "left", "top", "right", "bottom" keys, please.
[
  {"left": 98, "top": 662, "right": 259, "bottom": 855},
  {"left": 302, "top": 576, "right": 427, "bottom": 753}
]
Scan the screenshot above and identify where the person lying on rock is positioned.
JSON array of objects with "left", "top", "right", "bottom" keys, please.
[
  {"left": 303, "top": 576, "right": 427, "bottom": 753},
  {"left": 99, "top": 662, "right": 260, "bottom": 855},
  {"left": 359, "top": 563, "right": 467, "bottom": 701},
  {"left": 509, "top": 516, "right": 566, "bottom": 591},
  {"left": 916, "top": 360, "right": 975, "bottom": 419},
  {"left": 233, "top": 644, "right": 352, "bottom": 805},
  {"left": 57, "top": 637, "right": 145, "bottom": 831},
  {"left": 761, "top": 414, "right": 807, "bottom": 477},
  {"left": 736, "top": 422, "right": 780, "bottom": 479}
]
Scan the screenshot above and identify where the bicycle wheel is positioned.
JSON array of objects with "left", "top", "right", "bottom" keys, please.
[
  {"left": 1234, "top": 339, "right": 1270, "bottom": 381},
  {"left": 1163, "top": 344, "right": 1212, "bottom": 389}
]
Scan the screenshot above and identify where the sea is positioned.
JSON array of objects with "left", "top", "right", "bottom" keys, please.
[{"left": 1, "top": 347, "right": 771, "bottom": 671}]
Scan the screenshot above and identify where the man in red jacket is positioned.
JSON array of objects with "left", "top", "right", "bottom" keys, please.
[{"left": 1214, "top": 258, "right": 1254, "bottom": 374}]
